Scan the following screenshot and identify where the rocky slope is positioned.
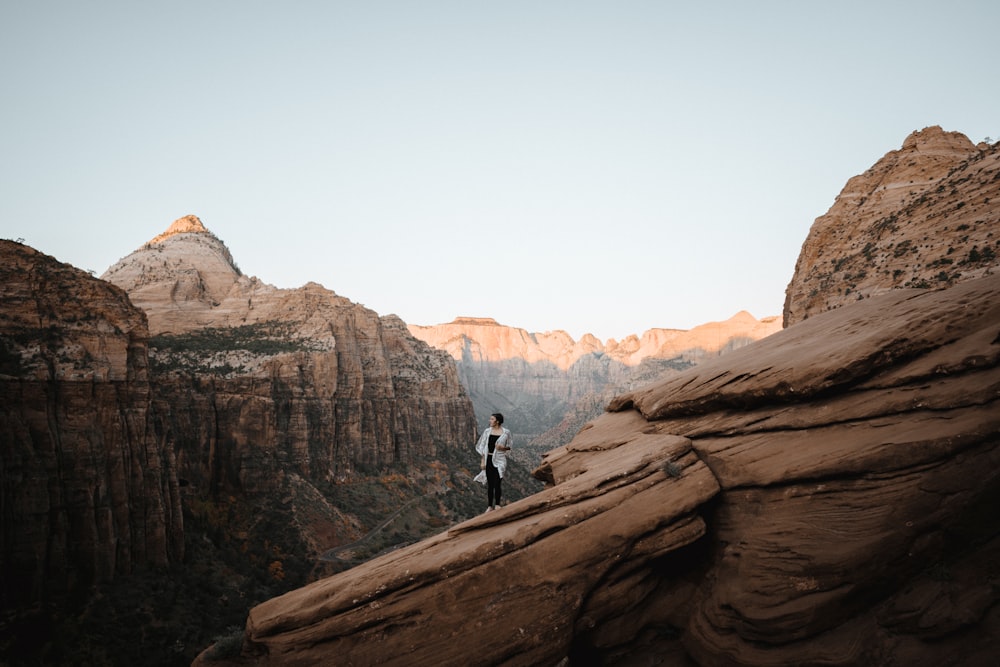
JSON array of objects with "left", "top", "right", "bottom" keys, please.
[
  {"left": 0, "top": 240, "right": 183, "bottom": 611},
  {"left": 200, "top": 270, "right": 1000, "bottom": 667},
  {"left": 409, "top": 312, "right": 781, "bottom": 456},
  {"left": 784, "top": 126, "right": 999, "bottom": 326}
]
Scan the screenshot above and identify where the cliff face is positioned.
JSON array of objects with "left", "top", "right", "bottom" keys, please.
[
  {"left": 0, "top": 219, "right": 504, "bottom": 661},
  {"left": 784, "top": 126, "right": 1000, "bottom": 326},
  {"left": 101, "top": 216, "right": 476, "bottom": 498},
  {"left": 0, "top": 240, "right": 183, "bottom": 611},
  {"left": 409, "top": 312, "right": 781, "bottom": 453},
  {"left": 202, "top": 270, "right": 1000, "bottom": 667}
]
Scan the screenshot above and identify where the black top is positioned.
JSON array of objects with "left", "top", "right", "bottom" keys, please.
[{"left": 487, "top": 433, "right": 500, "bottom": 454}]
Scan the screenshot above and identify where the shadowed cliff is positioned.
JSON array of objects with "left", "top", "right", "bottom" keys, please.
[
  {"left": 0, "top": 240, "right": 184, "bottom": 611},
  {"left": 0, "top": 227, "right": 499, "bottom": 665}
]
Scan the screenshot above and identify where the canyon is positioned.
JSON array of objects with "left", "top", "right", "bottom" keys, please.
[
  {"left": 409, "top": 312, "right": 781, "bottom": 457},
  {"left": 0, "top": 126, "right": 997, "bottom": 666},
  {"left": 1, "top": 219, "right": 494, "bottom": 664}
]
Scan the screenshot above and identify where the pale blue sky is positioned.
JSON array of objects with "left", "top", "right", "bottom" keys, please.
[{"left": 2, "top": 1, "right": 997, "bottom": 341}]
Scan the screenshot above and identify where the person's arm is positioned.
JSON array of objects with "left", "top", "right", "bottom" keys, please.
[{"left": 499, "top": 430, "right": 513, "bottom": 452}]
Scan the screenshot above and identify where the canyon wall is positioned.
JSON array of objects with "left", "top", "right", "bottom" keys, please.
[
  {"left": 784, "top": 126, "right": 999, "bottom": 326},
  {"left": 0, "top": 240, "right": 183, "bottom": 611},
  {"left": 409, "top": 312, "right": 781, "bottom": 455},
  {"left": 101, "top": 216, "right": 477, "bottom": 499},
  {"left": 0, "top": 215, "right": 481, "bottom": 656}
]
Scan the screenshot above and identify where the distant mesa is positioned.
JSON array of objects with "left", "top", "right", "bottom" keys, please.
[{"left": 409, "top": 310, "right": 782, "bottom": 459}]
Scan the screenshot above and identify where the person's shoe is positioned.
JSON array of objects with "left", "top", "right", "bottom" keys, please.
[{"left": 484, "top": 507, "right": 493, "bottom": 513}]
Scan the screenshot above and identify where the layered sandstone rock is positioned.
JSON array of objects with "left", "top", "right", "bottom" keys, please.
[
  {"left": 101, "top": 216, "right": 476, "bottom": 499},
  {"left": 0, "top": 240, "right": 183, "bottom": 611},
  {"left": 411, "top": 312, "right": 780, "bottom": 371},
  {"left": 784, "top": 126, "right": 1000, "bottom": 326},
  {"left": 199, "top": 270, "right": 1000, "bottom": 666},
  {"left": 409, "top": 312, "right": 781, "bottom": 453}
]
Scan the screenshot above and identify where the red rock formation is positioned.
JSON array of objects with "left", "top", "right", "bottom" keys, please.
[
  {"left": 410, "top": 312, "right": 781, "bottom": 371},
  {"left": 0, "top": 240, "right": 183, "bottom": 611},
  {"left": 101, "top": 217, "right": 477, "bottom": 498},
  {"left": 195, "top": 270, "right": 1000, "bottom": 665},
  {"left": 784, "top": 126, "right": 1000, "bottom": 327}
]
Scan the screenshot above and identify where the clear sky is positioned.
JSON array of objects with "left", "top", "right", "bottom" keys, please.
[{"left": 2, "top": 1, "right": 997, "bottom": 341}]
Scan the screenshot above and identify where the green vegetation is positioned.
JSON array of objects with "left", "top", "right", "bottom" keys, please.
[
  {"left": 150, "top": 321, "right": 313, "bottom": 356},
  {"left": 892, "top": 239, "right": 914, "bottom": 258},
  {"left": 0, "top": 452, "right": 544, "bottom": 667},
  {"left": 661, "top": 461, "right": 683, "bottom": 478},
  {"left": 871, "top": 214, "right": 899, "bottom": 235},
  {"left": 961, "top": 245, "right": 996, "bottom": 265},
  {"left": 320, "top": 453, "right": 542, "bottom": 565},
  {"left": 149, "top": 321, "right": 320, "bottom": 375},
  {"left": 203, "top": 627, "right": 245, "bottom": 661}
]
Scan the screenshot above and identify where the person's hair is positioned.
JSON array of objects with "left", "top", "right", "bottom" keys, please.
[{"left": 492, "top": 412, "right": 504, "bottom": 425}]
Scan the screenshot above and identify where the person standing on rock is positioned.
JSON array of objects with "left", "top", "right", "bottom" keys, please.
[{"left": 476, "top": 413, "right": 513, "bottom": 512}]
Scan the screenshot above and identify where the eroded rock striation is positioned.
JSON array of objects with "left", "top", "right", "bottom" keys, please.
[
  {"left": 0, "top": 240, "right": 183, "bottom": 611},
  {"left": 201, "top": 270, "right": 1000, "bottom": 665},
  {"left": 784, "top": 126, "right": 1000, "bottom": 327}
]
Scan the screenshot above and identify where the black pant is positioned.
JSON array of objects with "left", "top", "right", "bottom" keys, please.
[{"left": 486, "top": 455, "right": 502, "bottom": 507}]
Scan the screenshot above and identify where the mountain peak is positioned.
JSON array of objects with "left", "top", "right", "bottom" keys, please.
[
  {"left": 149, "top": 214, "right": 211, "bottom": 244},
  {"left": 784, "top": 126, "right": 999, "bottom": 326},
  {"left": 101, "top": 215, "right": 243, "bottom": 330},
  {"left": 900, "top": 125, "right": 976, "bottom": 153}
]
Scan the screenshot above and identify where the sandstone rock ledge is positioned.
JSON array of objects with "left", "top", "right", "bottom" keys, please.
[{"left": 200, "top": 274, "right": 1000, "bottom": 666}]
